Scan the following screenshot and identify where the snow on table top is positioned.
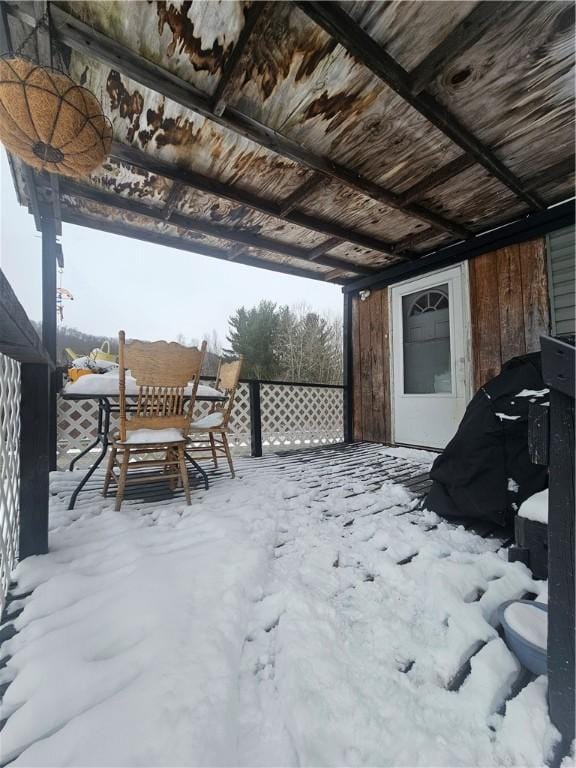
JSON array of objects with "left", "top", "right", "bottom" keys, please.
[
  {"left": 518, "top": 489, "right": 548, "bottom": 524},
  {"left": 0, "top": 456, "right": 556, "bottom": 767},
  {"left": 63, "top": 371, "right": 223, "bottom": 399},
  {"left": 505, "top": 602, "right": 547, "bottom": 649}
]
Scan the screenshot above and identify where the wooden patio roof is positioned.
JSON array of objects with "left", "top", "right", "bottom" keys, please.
[{"left": 2, "top": 1, "right": 575, "bottom": 285}]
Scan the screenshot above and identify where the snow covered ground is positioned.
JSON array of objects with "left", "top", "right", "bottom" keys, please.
[{"left": 0, "top": 448, "right": 560, "bottom": 767}]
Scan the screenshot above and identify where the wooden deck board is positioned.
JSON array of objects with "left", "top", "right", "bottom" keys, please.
[
  {"left": 1, "top": 441, "right": 538, "bottom": 752},
  {"left": 52, "top": 444, "right": 519, "bottom": 553}
]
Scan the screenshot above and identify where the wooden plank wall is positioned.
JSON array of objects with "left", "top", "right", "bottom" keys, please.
[
  {"left": 351, "top": 289, "right": 391, "bottom": 443},
  {"left": 469, "top": 237, "right": 550, "bottom": 389},
  {"left": 351, "top": 236, "right": 550, "bottom": 444}
]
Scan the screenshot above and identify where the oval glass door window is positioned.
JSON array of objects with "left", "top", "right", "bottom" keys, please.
[{"left": 402, "top": 284, "right": 452, "bottom": 394}]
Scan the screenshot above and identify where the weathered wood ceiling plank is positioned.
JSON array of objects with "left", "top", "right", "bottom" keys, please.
[
  {"left": 279, "top": 173, "right": 324, "bottom": 215},
  {"left": 298, "top": 179, "right": 429, "bottom": 244},
  {"left": 108, "top": 140, "right": 403, "bottom": 257},
  {"left": 308, "top": 237, "right": 345, "bottom": 260},
  {"left": 61, "top": 207, "right": 350, "bottom": 283},
  {"left": 296, "top": 1, "right": 546, "bottom": 210},
  {"left": 55, "top": 0, "right": 252, "bottom": 97},
  {"left": 417, "top": 166, "right": 530, "bottom": 229},
  {"left": 408, "top": 2, "right": 518, "bottom": 95},
  {"left": 3, "top": 1, "right": 572, "bottom": 283},
  {"left": 162, "top": 181, "right": 185, "bottom": 221},
  {"left": 212, "top": 1, "right": 271, "bottom": 116},
  {"left": 427, "top": 2, "right": 575, "bottom": 191},
  {"left": 328, "top": 241, "right": 403, "bottom": 269},
  {"left": 176, "top": 190, "right": 327, "bottom": 250},
  {"left": 224, "top": 2, "right": 463, "bottom": 196},
  {"left": 60, "top": 179, "right": 377, "bottom": 275},
  {"left": 340, "top": 1, "right": 480, "bottom": 72},
  {"left": 523, "top": 156, "right": 575, "bottom": 192},
  {"left": 399, "top": 155, "right": 475, "bottom": 206},
  {"left": 47, "top": 3, "right": 469, "bottom": 237},
  {"left": 395, "top": 228, "right": 449, "bottom": 255}
]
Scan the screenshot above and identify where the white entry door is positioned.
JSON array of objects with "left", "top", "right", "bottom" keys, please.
[{"left": 391, "top": 264, "right": 470, "bottom": 449}]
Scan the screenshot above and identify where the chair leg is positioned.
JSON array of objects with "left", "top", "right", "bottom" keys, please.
[
  {"left": 115, "top": 447, "right": 130, "bottom": 512},
  {"left": 209, "top": 432, "right": 218, "bottom": 467},
  {"left": 164, "top": 447, "right": 172, "bottom": 475},
  {"left": 102, "top": 443, "right": 117, "bottom": 497},
  {"left": 165, "top": 446, "right": 178, "bottom": 488},
  {"left": 177, "top": 444, "right": 191, "bottom": 506},
  {"left": 221, "top": 433, "right": 235, "bottom": 479},
  {"left": 167, "top": 446, "right": 181, "bottom": 490}
]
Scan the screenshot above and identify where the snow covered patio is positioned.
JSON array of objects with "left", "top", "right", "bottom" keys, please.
[{"left": 0, "top": 443, "right": 559, "bottom": 767}]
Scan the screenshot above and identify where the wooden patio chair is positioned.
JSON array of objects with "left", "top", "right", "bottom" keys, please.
[
  {"left": 103, "top": 332, "right": 207, "bottom": 511},
  {"left": 186, "top": 356, "right": 243, "bottom": 478}
]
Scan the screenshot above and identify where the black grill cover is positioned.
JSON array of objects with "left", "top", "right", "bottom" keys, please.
[{"left": 425, "top": 353, "right": 548, "bottom": 526}]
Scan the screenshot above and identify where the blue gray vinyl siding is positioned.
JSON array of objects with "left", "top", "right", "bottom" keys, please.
[{"left": 547, "top": 225, "right": 575, "bottom": 336}]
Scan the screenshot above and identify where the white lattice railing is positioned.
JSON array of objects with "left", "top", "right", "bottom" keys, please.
[
  {"left": 261, "top": 383, "right": 343, "bottom": 449},
  {"left": 57, "top": 380, "right": 344, "bottom": 468},
  {"left": 0, "top": 354, "right": 20, "bottom": 616}
]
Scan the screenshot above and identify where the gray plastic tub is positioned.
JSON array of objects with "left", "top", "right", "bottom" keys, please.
[{"left": 497, "top": 599, "right": 548, "bottom": 676}]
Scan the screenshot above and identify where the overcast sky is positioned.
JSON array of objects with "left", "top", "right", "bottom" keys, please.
[{"left": 0, "top": 150, "right": 342, "bottom": 345}]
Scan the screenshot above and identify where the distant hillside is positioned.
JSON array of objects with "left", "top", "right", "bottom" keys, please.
[{"left": 32, "top": 323, "right": 221, "bottom": 376}]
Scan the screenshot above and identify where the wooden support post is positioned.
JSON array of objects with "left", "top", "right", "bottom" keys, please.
[
  {"left": 41, "top": 214, "right": 58, "bottom": 471},
  {"left": 343, "top": 292, "right": 354, "bottom": 443},
  {"left": 19, "top": 363, "right": 50, "bottom": 558},
  {"left": 249, "top": 380, "right": 263, "bottom": 458},
  {"left": 542, "top": 336, "right": 575, "bottom": 764}
]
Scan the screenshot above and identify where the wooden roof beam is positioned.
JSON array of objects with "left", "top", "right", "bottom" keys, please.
[
  {"left": 225, "top": 244, "right": 244, "bottom": 262},
  {"left": 60, "top": 210, "right": 350, "bottom": 285},
  {"left": 212, "top": 2, "right": 270, "bottom": 117},
  {"left": 162, "top": 181, "right": 184, "bottom": 221},
  {"left": 47, "top": 4, "right": 468, "bottom": 237},
  {"left": 399, "top": 155, "right": 475, "bottom": 205},
  {"left": 408, "top": 2, "right": 518, "bottom": 95},
  {"left": 307, "top": 237, "right": 343, "bottom": 260},
  {"left": 110, "top": 140, "right": 406, "bottom": 258},
  {"left": 395, "top": 227, "right": 447, "bottom": 254},
  {"left": 59, "top": 179, "right": 378, "bottom": 276},
  {"left": 324, "top": 267, "right": 348, "bottom": 281},
  {"left": 296, "top": 1, "right": 545, "bottom": 211},
  {"left": 396, "top": 154, "right": 576, "bottom": 250},
  {"left": 279, "top": 173, "right": 324, "bottom": 215},
  {"left": 344, "top": 200, "right": 576, "bottom": 294},
  {"left": 524, "top": 155, "right": 575, "bottom": 191}
]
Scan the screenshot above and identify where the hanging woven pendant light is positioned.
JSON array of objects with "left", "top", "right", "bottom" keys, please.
[{"left": 0, "top": 56, "right": 112, "bottom": 177}]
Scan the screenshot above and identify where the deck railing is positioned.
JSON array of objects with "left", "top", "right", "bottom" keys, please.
[
  {"left": 0, "top": 268, "right": 53, "bottom": 616},
  {"left": 57, "top": 378, "right": 344, "bottom": 468},
  {"left": 0, "top": 354, "right": 21, "bottom": 613}
]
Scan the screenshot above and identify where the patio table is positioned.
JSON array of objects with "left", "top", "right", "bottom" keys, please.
[{"left": 62, "top": 372, "right": 226, "bottom": 510}]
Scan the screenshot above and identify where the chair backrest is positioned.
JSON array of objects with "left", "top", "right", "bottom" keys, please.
[
  {"left": 213, "top": 356, "right": 243, "bottom": 427},
  {"left": 118, "top": 330, "right": 207, "bottom": 440}
]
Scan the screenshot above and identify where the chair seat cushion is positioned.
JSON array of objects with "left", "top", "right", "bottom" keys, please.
[
  {"left": 121, "top": 427, "right": 186, "bottom": 445},
  {"left": 190, "top": 412, "right": 225, "bottom": 430}
]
